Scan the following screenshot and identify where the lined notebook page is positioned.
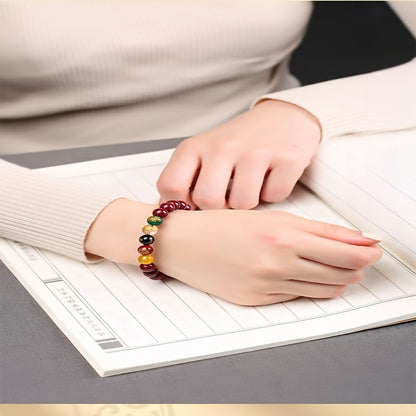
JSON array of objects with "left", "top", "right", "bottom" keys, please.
[
  {"left": 0, "top": 147, "right": 415, "bottom": 376},
  {"left": 302, "top": 129, "right": 416, "bottom": 269}
]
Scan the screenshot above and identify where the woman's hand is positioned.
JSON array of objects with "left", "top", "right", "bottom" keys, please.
[
  {"left": 85, "top": 199, "right": 382, "bottom": 306},
  {"left": 156, "top": 208, "right": 382, "bottom": 305},
  {"left": 157, "top": 100, "right": 321, "bottom": 209}
]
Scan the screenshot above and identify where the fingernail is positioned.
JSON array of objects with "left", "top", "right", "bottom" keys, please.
[{"left": 361, "top": 231, "right": 382, "bottom": 242}]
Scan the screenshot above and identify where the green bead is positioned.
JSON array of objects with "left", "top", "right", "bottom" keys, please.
[{"left": 147, "top": 215, "right": 163, "bottom": 226}]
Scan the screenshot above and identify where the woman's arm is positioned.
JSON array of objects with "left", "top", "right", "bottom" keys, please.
[
  {"left": 0, "top": 159, "right": 124, "bottom": 261},
  {"left": 85, "top": 198, "right": 381, "bottom": 306},
  {"left": 158, "top": 2, "right": 415, "bottom": 209},
  {"left": 253, "top": 57, "right": 415, "bottom": 142},
  {"left": 0, "top": 159, "right": 381, "bottom": 306}
]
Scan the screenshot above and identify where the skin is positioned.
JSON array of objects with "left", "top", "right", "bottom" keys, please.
[
  {"left": 85, "top": 200, "right": 382, "bottom": 306},
  {"left": 157, "top": 100, "right": 322, "bottom": 209},
  {"left": 85, "top": 100, "right": 382, "bottom": 306}
]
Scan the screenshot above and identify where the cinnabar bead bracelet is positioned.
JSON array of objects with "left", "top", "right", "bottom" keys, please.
[{"left": 138, "top": 200, "right": 191, "bottom": 280}]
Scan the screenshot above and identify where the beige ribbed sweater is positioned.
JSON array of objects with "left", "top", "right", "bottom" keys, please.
[{"left": 0, "top": 1, "right": 415, "bottom": 261}]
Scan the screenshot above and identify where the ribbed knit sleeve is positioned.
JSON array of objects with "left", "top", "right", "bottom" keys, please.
[
  {"left": 0, "top": 159, "right": 122, "bottom": 262},
  {"left": 252, "top": 3, "right": 416, "bottom": 141},
  {"left": 252, "top": 58, "right": 416, "bottom": 141}
]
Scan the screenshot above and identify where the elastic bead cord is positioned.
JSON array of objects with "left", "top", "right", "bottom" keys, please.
[{"left": 138, "top": 200, "right": 191, "bottom": 280}]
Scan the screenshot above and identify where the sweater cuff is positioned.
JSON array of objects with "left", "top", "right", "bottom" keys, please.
[
  {"left": 251, "top": 58, "right": 416, "bottom": 141},
  {"left": 0, "top": 159, "right": 124, "bottom": 262}
]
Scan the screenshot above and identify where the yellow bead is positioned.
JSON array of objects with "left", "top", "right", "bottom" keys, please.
[
  {"left": 138, "top": 255, "right": 154, "bottom": 265},
  {"left": 142, "top": 225, "right": 158, "bottom": 235}
]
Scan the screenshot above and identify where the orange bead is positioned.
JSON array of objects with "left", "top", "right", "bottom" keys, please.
[{"left": 138, "top": 255, "right": 154, "bottom": 265}]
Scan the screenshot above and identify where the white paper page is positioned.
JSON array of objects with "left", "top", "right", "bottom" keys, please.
[
  {"left": 302, "top": 129, "right": 416, "bottom": 269},
  {"left": 0, "top": 149, "right": 415, "bottom": 377}
]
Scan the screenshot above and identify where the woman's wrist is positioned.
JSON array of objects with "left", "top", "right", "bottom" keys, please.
[
  {"left": 254, "top": 99, "right": 322, "bottom": 144},
  {"left": 84, "top": 198, "right": 158, "bottom": 264}
]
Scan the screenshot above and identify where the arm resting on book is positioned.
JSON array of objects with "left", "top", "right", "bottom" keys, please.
[
  {"left": 0, "top": 159, "right": 382, "bottom": 305},
  {"left": 0, "top": 159, "right": 123, "bottom": 262}
]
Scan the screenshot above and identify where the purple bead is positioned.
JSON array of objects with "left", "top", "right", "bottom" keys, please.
[
  {"left": 160, "top": 202, "right": 175, "bottom": 212},
  {"left": 152, "top": 208, "right": 169, "bottom": 218}
]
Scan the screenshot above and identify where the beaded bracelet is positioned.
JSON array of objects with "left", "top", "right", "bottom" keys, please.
[{"left": 138, "top": 200, "right": 191, "bottom": 280}]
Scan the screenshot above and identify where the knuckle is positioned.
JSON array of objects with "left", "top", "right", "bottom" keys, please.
[
  {"left": 350, "top": 252, "right": 370, "bottom": 269},
  {"left": 155, "top": 176, "right": 166, "bottom": 191},
  {"left": 192, "top": 194, "right": 222, "bottom": 209},
  {"left": 276, "top": 150, "right": 301, "bottom": 166},
  {"left": 211, "top": 138, "right": 237, "bottom": 155},
  {"left": 346, "top": 269, "right": 364, "bottom": 284},
  {"left": 156, "top": 176, "right": 169, "bottom": 193},
  {"left": 246, "top": 148, "right": 270, "bottom": 163},
  {"left": 265, "top": 233, "right": 293, "bottom": 251},
  {"left": 261, "top": 186, "right": 292, "bottom": 203},
  {"left": 156, "top": 177, "right": 181, "bottom": 195},
  {"left": 354, "top": 269, "right": 365, "bottom": 282},
  {"left": 322, "top": 222, "right": 342, "bottom": 237},
  {"left": 249, "top": 255, "right": 280, "bottom": 278},
  {"left": 176, "top": 138, "right": 194, "bottom": 151},
  {"left": 228, "top": 196, "right": 259, "bottom": 210}
]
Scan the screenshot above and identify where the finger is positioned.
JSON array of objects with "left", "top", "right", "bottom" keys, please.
[
  {"left": 285, "top": 258, "right": 365, "bottom": 285},
  {"left": 275, "top": 280, "right": 349, "bottom": 299},
  {"left": 260, "top": 162, "right": 305, "bottom": 202},
  {"left": 287, "top": 214, "right": 381, "bottom": 246},
  {"left": 191, "top": 156, "right": 234, "bottom": 209},
  {"left": 228, "top": 152, "right": 270, "bottom": 209},
  {"left": 296, "top": 233, "right": 383, "bottom": 269},
  {"left": 156, "top": 142, "right": 200, "bottom": 208}
]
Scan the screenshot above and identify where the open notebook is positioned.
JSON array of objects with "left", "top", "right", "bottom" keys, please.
[{"left": 0, "top": 129, "right": 415, "bottom": 377}]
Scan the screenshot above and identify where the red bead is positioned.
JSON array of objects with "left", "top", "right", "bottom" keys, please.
[
  {"left": 139, "top": 263, "right": 156, "bottom": 271},
  {"left": 184, "top": 203, "right": 191, "bottom": 210},
  {"left": 152, "top": 208, "right": 169, "bottom": 218},
  {"left": 143, "top": 270, "right": 160, "bottom": 279},
  {"left": 138, "top": 245, "right": 153, "bottom": 255},
  {"left": 157, "top": 272, "right": 169, "bottom": 279},
  {"left": 160, "top": 202, "right": 175, "bottom": 212},
  {"left": 179, "top": 201, "right": 188, "bottom": 209},
  {"left": 149, "top": 271, "right": 168, "bottom": 280},
  {"left": 168, "top": 200, "right": 181, "bottom": 209}
]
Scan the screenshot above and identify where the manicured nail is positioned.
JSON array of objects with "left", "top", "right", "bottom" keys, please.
[{"left": 361, "top": 231, "right": 382, "bottom": 242}]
